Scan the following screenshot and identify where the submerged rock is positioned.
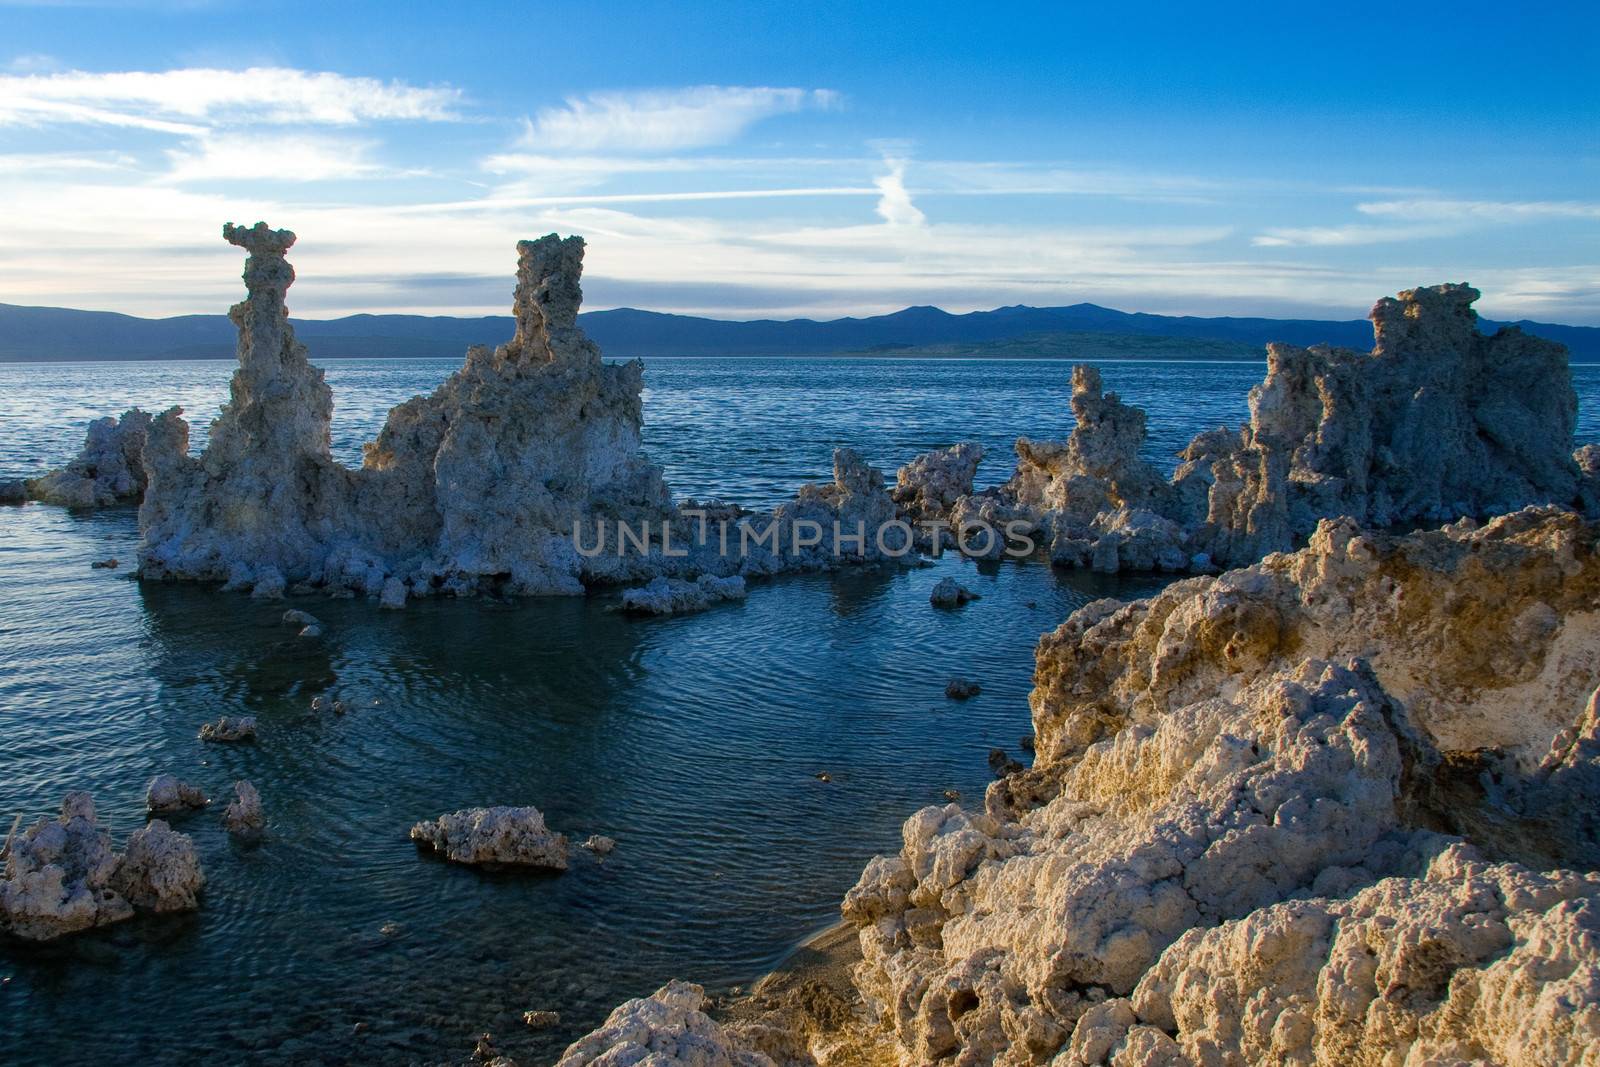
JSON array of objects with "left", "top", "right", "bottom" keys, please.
[
  {"left": 198, "top": 715, "right": 257, "bottom": 743},
  {"left": 929, "top": 577, "right": 979, "bottom": 607},
  {"left": 145, "top": 774, "right": 207, "bottom": 814},
  {"left": 619, "top": 573, "right": 747, "bottom": 615},
  {"left": 0, "top": 793, "right": 202, "bottom": 941},
  {"left": 410, "top": 806, "right": 569, "bottom": 869},
  {"left": 91, "top": 557, "right": 119, "bottom": 569},
  {"left": 27, "top": 408, "right": 152, "bottom": 507},
  {"left": 556, "top": 980, "right": 780, "bottom": 1067},
  {"left": 944, "top": 678, "right": 981, "bottom": 700},
  {"left": 581, "top": 835, "right": 616, "bottom": 857},
  {"left": 221, "top": 781, "right": 264, "bottom": 836},
  {"left": 841, "top": 507, "right": 1600, "bottom": 1065},
  {"left": 522, "top": 1010, "right": 561, "bottom": 1029}
]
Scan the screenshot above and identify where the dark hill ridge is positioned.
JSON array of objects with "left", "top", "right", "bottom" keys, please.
[{"left": 1, "top": 299, "right": 1595, "bottom": 362}]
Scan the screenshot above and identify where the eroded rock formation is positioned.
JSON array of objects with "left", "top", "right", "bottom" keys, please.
[
  {"left": 130, "top": 223, "right": 924, "bottom": 604},
  {"left": 410, "top": 805, "right": 569, "bottom": 869},
  {"left": 25, "top": 408, "right": 152, "bottom": 508},
  {"left": 554, "top": 981, "right": 789, "bottom": 1067},
  {"left": 146, "top": 774, "right": 207, "bottom": 813},
  {"left": 620, "top": 574, "right": 747, "bottom": 615},
  {"left": 0, "top": 792, "right": 203, "bottom": 941},
  {"left": 839, "top": 507, "right": 1600, "bottom": 1065},
  {"left": 960, "top": 286, "right": 1597, "bottom": 573},
  {"left": 221, "top": 780, "right": 264, "bottom": 836}
]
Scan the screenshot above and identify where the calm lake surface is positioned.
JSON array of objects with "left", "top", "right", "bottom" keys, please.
[{"left": 1, "top": 356, "right": 1596, "bottom": 1064}]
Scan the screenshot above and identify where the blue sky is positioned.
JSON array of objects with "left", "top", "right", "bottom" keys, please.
[{"left": 1, "top": 0, "right": 1597, "bottom": 323}]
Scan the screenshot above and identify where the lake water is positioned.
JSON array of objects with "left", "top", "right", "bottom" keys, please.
[{"left": 1, "top": 356, "right": 1596, "bottom": 1064}]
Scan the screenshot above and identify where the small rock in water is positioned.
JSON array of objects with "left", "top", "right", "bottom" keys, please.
[
  {"left": 942, "top": 789, "right": 961, "bottom": 802},
  {"left": 221, "top": 780, "right": 264, "bottom": 836},
  {"left": 929, "top": 577, "right": 980, "bottom": 607},
  {"left": 987, "top": 748, "right": 1025, "bottom": 778},
  {"left": 282, "top": 608, "right": 321, "bottom": 628},
  {"left": 945, "top": 678, "right": 981, "bottom": 699},
  {"left": 198, "top": 716, "right": 256, "bottom": 743},
  {"left": 1020, "top": 734, "right": 1036, "bottom": 753},
  {"left": 581, "top": 835, "right": 616, "bottom": 857},
  {"left": 522, "top": 1010, "right": 560, "bottom": 1029},
  {"left": 145, "top": 774, "right": 207, "bottom": 813},
  {"left": 410, "top": 805, "right": 568, "bottom": 870},
  {"left": 91, "top": 557, "right": 119, "bottom": 569},
  {"left": 813, "top": 771, "right": 832, "bottom": 783},
  {"left": 379, "top": 921, "right": 403, "bottom": 938}
]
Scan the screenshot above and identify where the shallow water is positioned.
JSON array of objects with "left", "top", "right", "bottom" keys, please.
[{"left": 0, "top": 355, "right": 1595, "bottom": 1064}]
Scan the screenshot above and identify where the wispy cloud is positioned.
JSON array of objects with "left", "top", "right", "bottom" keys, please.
[
  {"left": 519, "top": 85, "right": 838, "bottom": 153},
  {"left": 1250, "top": 224, "right": 1453, "bottom": 248},
  {"left": 0, "top": 67, "right": 463, "bottom": 133},
  {"left": 161, "top": 132, "right": 385, "bottom": 183},
  {"left": 1357, "top": 198, "right": 1600, "bottom": 222}
]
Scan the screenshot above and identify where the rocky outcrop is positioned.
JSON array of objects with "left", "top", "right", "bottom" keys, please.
[
  {"left": 221, "top": 781, "right": 264, "bottom": 836},
  {"left": 555, "top": 981, "right": 789, "bottom": 1067},
  {"left": 894, "top": 443, "right": 985, "bottom": 522},
  {"left": 26, "top": 408, "right": 152, "bottom": 507},
  {"left": 146, "top": 774, "right": 207, "bottom": 813},
  {"left": 410, "top": 805, "right": 569, "bottom": 869},
  {"left": 964, "top": 286, "right": 1593, "bottom": 573},
  {"left": 930, "top": 577, "right": 979, "bottom": 607},
  {"left": 137, "top": 224, "right": 673, "bottom": 602},
  {"left": 841, "top": 508, "right": 1600, "bottom": 1065},
  {"left": 198, "top": 715, "right": 256, "bottom": 742},
  {"left": 131, "top": 223, "right": 919, "bottom": 604},
  {"left": 620, "top": 574, "right": 747, "bottom": 616},
  {"left": 0, "top": 793, "right": 202, "bottom": 941}
]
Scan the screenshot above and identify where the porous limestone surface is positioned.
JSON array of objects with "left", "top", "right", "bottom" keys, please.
[
  {"left": 0, "top": 793, "right": 202, "bottom": 941},
  {"left": 409, "top": 805, "right": 569, "bottom": 870},
  {"left": 835, "top": 508, "right": 1600, "bottom": 1066},
  {"left": 893, "top": 443, "right": 985, "bottom": 522}
]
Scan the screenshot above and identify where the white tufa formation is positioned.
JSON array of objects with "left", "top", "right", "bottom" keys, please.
[
  {"left": 409, "top": 805, "right": 569, "bottom": 869},
  {"left": 838, "top": 507, "right": 1600, "bottom": 1065},
  {"left": 966, "top": 285, "right": 1600, "bottom": 572},
  {"left": 26, "top": 408, "right": 153, "bottom": 507},
  {"left": 0, "top": 792, "right": 203, "bottom": 941},
  {"left": 554, "top": 981, "right": 782, "bottom": 1067}
]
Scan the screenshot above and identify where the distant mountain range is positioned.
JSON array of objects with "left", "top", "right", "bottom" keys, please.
[{"left": 2, "top": 300, "right": 1596, "bottom": 362}]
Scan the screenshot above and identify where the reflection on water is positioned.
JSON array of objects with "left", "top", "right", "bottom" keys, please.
[{"left": 0, "top": 355, "right": 1593, "bottom": 1063}]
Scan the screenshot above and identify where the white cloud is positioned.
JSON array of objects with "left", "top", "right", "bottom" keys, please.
[
  {"left": 873, "top": 159, "right": 925, "bottom": 226},
  {"left": 1357, "top": 198, "right": 1600, "bottom": 222},
  {"left": 1251, "top": 223, "right": 1452, "bottom": 247},
  {"left": 0, "top": 67, "right": 462, "bottom": 132},
  {"left": 162, "top": 132, "right": 384, "bottom": 183},
  {"left": 519, "top": 85, "right": 838, "bottom": 153}
]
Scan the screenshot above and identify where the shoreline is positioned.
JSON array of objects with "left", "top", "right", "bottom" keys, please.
[{"left": 712, "top": 921, "right": 898, "bottom": 1067}]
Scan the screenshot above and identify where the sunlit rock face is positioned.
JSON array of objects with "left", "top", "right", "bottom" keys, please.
[
  {"left": 970, "top": 284, "right": 1592, "bottom": 573},
  {"left": 137, "top": 224, "right": 674, "bottom": 601},
  {"left": 842, "top": 508, "right": 1600, "bottom": 1066}
]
